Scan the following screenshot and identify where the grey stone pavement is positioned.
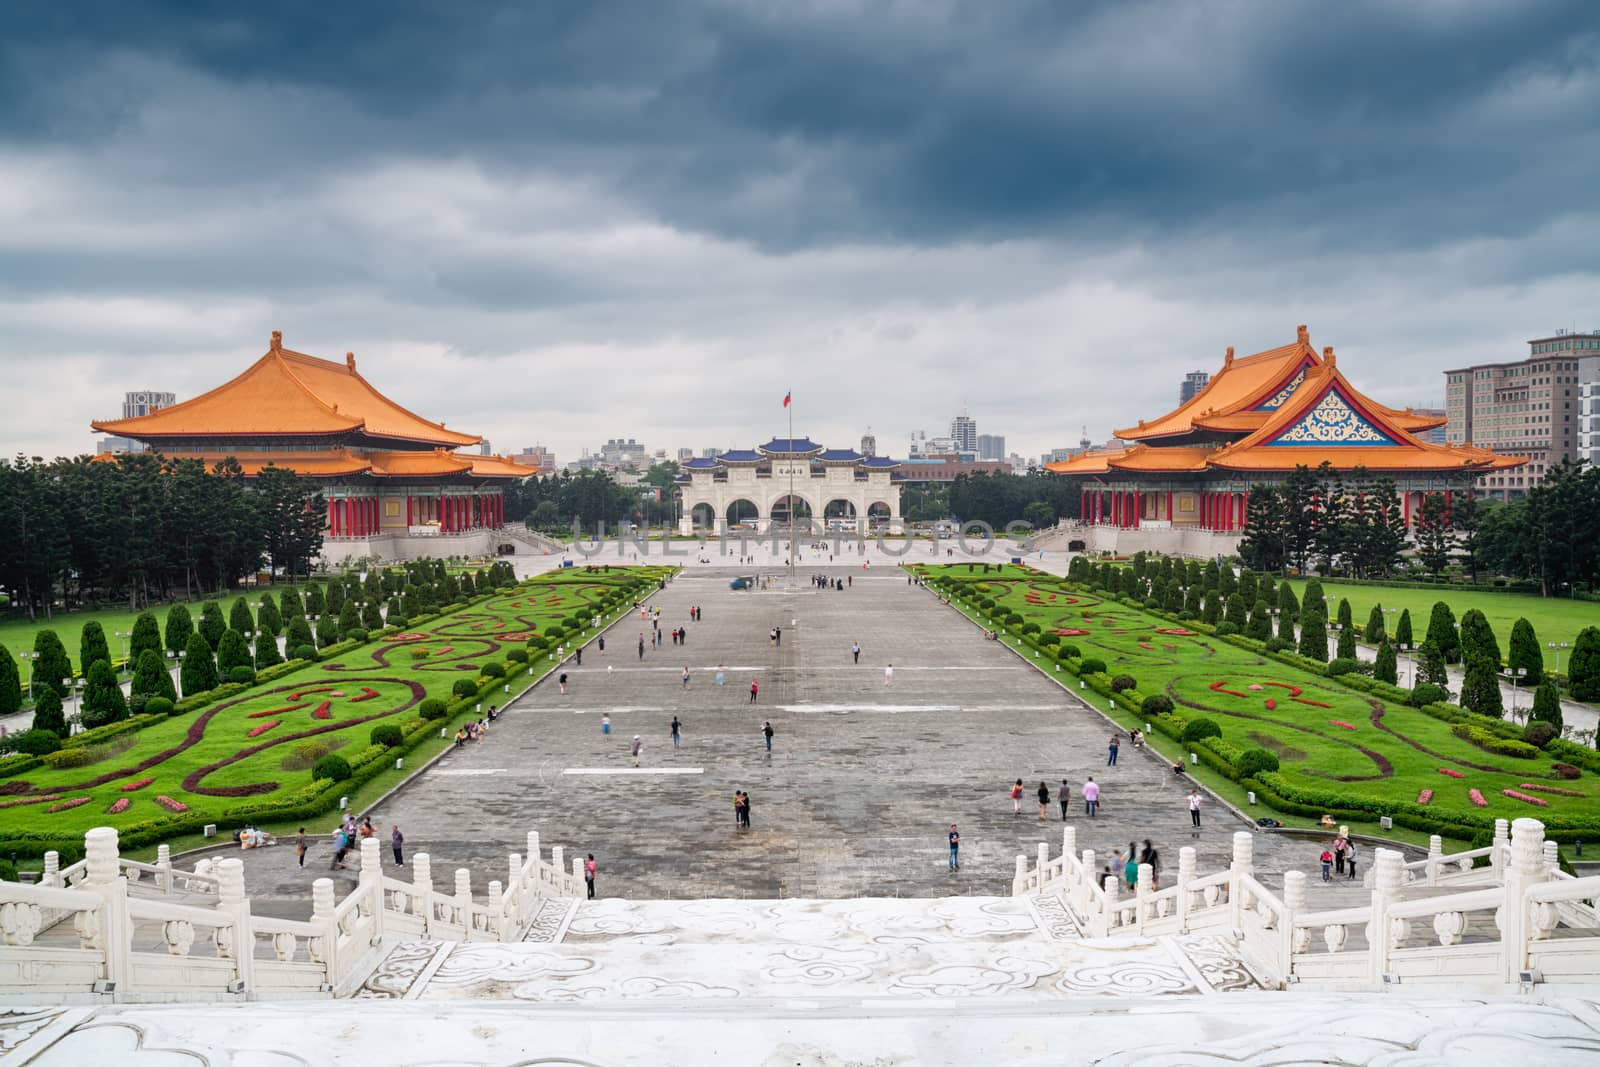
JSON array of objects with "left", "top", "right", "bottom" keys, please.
[{"left": 227, "top": 562, "right": 1385, "bottom": 918}]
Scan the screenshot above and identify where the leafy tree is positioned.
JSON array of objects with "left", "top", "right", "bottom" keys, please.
[
  {"left": 338, "top": 597, "right": 361, "bottom": 634},
  {"left": 1246, "top": 599, "right": 1273, "bottom": 641},
  {"left": 1570, "top": 627, "right": 1600, "bottom": 701},
  {"left": 1418, "top": 639, "right": 1450, "bottom": 689},
  {"left": 1394, "top": 608, "right": 1414, "bottom": 649},
  {"left": 180, "top": 633, "right": 218, "bottom": 698},
  {"left": 30, "top": 687, "right": 66, "bottom": 737},
  {"left": 165, "top": 605, "right": 194, "bottom": 655},
  {"left": 1457, "top": 609, "right": 1500, "bottom": 668},
  {"left": 229, "top": 596, "right": 255, "bottom": 634},
  {"left": 1374, "top": 640, "right": 1398, "bottom": 685},
  {"left": 256, "top": 593, "right": 282, "bottom": 636},
  {"left": 130, "top": 611, "right": 162, "bottom": 664},
  {"left": 31, "top": 630, "right": 73, "bottom": 699},
  {"left": 1413, "top": 492, "right": 1455, "bottom": 577},
  {"left": 0, "top": 643, "right": 20, "bottom": 715},
  {"left": 131, "top": 648, "right": 177, "bottom": 703},
  {"left": 1218, "top": 564, "right": 1237, "bottom": 598},
  {"left": 285, "top": 616, "right": 316, "bottom": 653},
  {"left": 256, "top": 465, "right": 326, "bottom": 579},
  {"left": 254, "top": 630, "right": 283, "bottom": 669},
  {"left": 1459, "top": 652, "right": 1504, "bottom": 717},
  {"left": 1451, "top": 491, "right": 1483, "bottom": 581},
  {"left": 216, "top": 629, "right": 253, "bottom": 677},
  {"left": 81, "top": 659, "right": 128, "bottom": 728},
  {"left": 79, "top": 620, "right": 111, "bottom": 675},
  {"left": 1022, "top": 501, "right": 1056, "bottom": 528},
  {"left": 1529, "top": 681, "right": 1562, "bottom": 729},
  {"left": 1425, "top": 602, "right": 1461, "bottom": 664},
  {"left": 1506, "top": 618, "right": 1542, "bottom": 687},
  {"left": 1364, "top": 604, "right": 1386, "bottom": 644},
  {"left": 1298, "top": 594, "right": 1328, "bottom": 662},
  {"left": 1238, "top": 570, "right": 1257, "bottom": 607},
  {"left": 1183, "top": 584, "right": 1203, "bottom": 616},
  {"left": 362, "top": 598, "right": 384, "bottom": 631},
  {"left": 198, "top": 602, "right": 227, "bottom": 649},
  {"left": 1164, "top": 580, "right": 1184, "bottom": 613}
]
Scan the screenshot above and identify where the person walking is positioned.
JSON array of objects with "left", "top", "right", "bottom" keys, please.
[
  {"left": 1320, "top": 847, "right": 1334, "bottom": 882},
  {"left": 1345, "top": 842, "right": 1359, "bottom": 881},
  {"left": 630, "top": 735, "right": 643, "bottom": 767},
  {"left": 715, "top": 664, "right": 726, "bottom": 686},
  {"left": 763, "top": 721, "right": 774, "bottom": 753},
  {"left": 584, "top": 854, "right": 597, "bottom": 899},
  {"left": 1058, "top": 780, "right": 1071, "bottom": 820},
  {"left": 1333, "top": 835, "right": 1348, "bottom": 876},
  {"left": 948, "top": 824, "right": 960, "bottom": 870},
  {"left": 733, "top": 790, "right": 745, "bottom": 829},
  {"left": 1037, "top": 780, "right": 1050, "bottom": 820},
  {"left": 1083, "top": 777, "right": 1100, "bottom": 816},
  {"left": 1123, "top": 843, "right": 1139, "bottom": 890},
  {"left": 1010, "top": 778, "right": 1024, "bottom": 815},
  {"left": 601, "top": 714, "right": 611, "bottom": 736},
  {"left": 1188, "top": 789, "right": 1203, "bottom": 828},
  {"left": 884, "top": 663, "right": 894, "bottom": 686},
  {"left": 1107, "top": 734, "right": 1120, "bottom": 766},
  {"left": 559, "top": 672, "right": 569, "bottom": 694},
  {"left": 598, "top": 636, "right": 605, "bottom": 653},
  {"left": 851, "top": 641, "right": 861, "bottom": 664},
  {"left": 671, "top": 716, "right": 681, "bottom": 748},
  {"left": 638, "top": 634, "right": 645, "bottom": 660},
  {"left": 330, "top": 827, "right": 349, "bottom": 870},
  {"left": 295, "top": 828, "right": 308, "bottom": 868},
  {"left": 1140, "top": 839, "right": 1161, "bottom": 888},
  {"left": 575, "top": 645, "right": 583, "bottom": 666},
  {"left": 742, "top": 790, "right": 753, "bottom": 829},
  {"left": 750, "top": 679, "right": 759, "bottom": 704},
  {"left": 681, "top": 666, "right": 690, "bottom": 689},
  {"left": 769, "top": 627, "right": 777, "bottom": 647},
  {"left": 391, "top": 825, "right": 404, "bottom": 867}
]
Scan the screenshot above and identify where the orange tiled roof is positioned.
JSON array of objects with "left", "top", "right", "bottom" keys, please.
[
  {"left": 1043, "top": 451, "right": 1113, "bottom": 475},
  {"left": 1115, "top": 326, "right": 1322, "bottom": 441},
  {"left": 91, "top": 332, "right": 481, "bottom": 447},
  {"left": 131, "top": 452, "right": 376, "bottom": 477},
  {"left": 468, "top": 455, "right": 541, "bottom": 478},
  {"left": 365, "top": 450, "right": 474, "bottom": 477}
]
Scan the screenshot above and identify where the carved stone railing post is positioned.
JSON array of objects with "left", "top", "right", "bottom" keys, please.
[
  {"left": 156, "top": 844, "right": 173, "bottom": 895},
  {"left": 486, "top": 880, "right": 504, "bottom": 940},
  {"left": 1541, "top": 840, "right": 1560, "bottom": 879},
  {"left": 1228, "top": 831, "right": 1254, "bottom": 932},
  {"left": 1061, "top": 826, "right": 1077, "bottom": 874},
  {"left": 1079, "top": 850, "right": 1096, "bottom": 914},
  {"left": 1102, "top": 875, "right": 1120, "bottom": 934},
  {"left": 1037, "top": 843, "right": 1050, "bottom": 891},
  {"left": 1136, "top": 863, "right": 1153, "bottom": 933},
  {"left": 1281, "top": 870, "right": 1307, "bottom": 985},
  {"left": 507, "top": 852, "right": 522, "bottom": 897},
  {"left": 1501, "top": 818, "right": 1546, "bottom": 984},
  {"left": 1177, "top": 846, "right": 1196, "bottom": 932},
  {"left": 359, "top": 838, "right": 384, "bottom": 943},
  {"left": 1011, "top": 855, "right": 1027, "bottom": 896},
  {"left": 453, "top": 869, "right": 472, "bottom": 928},
  {"left": 1367, "top": 847, "right": 1405, "bottom": 985},
  {"left": 1490, "top": 818, "right": 1511, "bottom": 880},
  {"left": 571, "top": 855, "right": 585, "bottom": 895},
  {"left": 83, "top": 827, "right": 130, "bottom": 992},
  {"left": 526, "top": 832, "right": 542, "bottom": 894},
  {"left": 1425, "top": 835, "right": 1443, "bottom": 886},
  {"left": 216, "top": 857, "right": 254, "bottom": 994},
  {"left": 41, "top": 851, "right": 60, "bottom": 889},
  {"left": 412, "top": 854, "right": 433, "bottom": 937},
  {"left": 310, "top": 877, "right": 337, "bottom": 983}
]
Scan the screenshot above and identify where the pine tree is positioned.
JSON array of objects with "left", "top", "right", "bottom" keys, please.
[
  {"left": 1258, "top": 575, "right": 1276, "bottom": 606},
  {"left": 1224, "top": 593, "right": 1247, "bottom": 628},
  {"left": 362, "top": 599, "right": 383, "bottom": 632},
  {"left": 1276, "top": 583, "right": 1299, "bottom": 642},
  {"left": 304, "top": 584, "right": 324, "bottom": 618},
  {"left": 1164, "top": 580, "right": 1184, "bottom": 613},
  {"left": 1395, "top": 608, "right": 1414, "bottom": 649},
  {"left": 165, "top": 604, "right": 194, "bottom": 655},
  {"left": 324, "top": 582, "right": 344, "bottom": 617},
  {"left": 1298, "top": 596, "right": 1328, "bottom": 662},
  {"left": 198, "top": 602, "right": 227, "bottom": 648},
  {"left": 1239, "top": 570, "right": 1257, "bottom": 607},
  {"left": 286, "top": 616, "right": 316, "bottom": 654},
  {"left": 1529, "top": 681, "right": 1562, "bottom": 729},
  {"left": 31, "top": 630, "right": 72, "bottom": 699},
  {"left": 1570, "top": 626, "right": 1600, "bottom": 702},
  {"left": 316, "top": 613, "right": 341, "bottom": 648},
  {"left": 254, "top": 630, "right": 283, "bottom": 669},
  {"left": 1302, "top": 578, "right": 1325, "bottom": 620},
  {"left": 1414, "top": 492, "right": 1455, "bottom": 576},
  {"left": 129, "top": 611, "right": 162, "bottom": 664},
  {"left": 1246, "top": 599, "right": 1273, "bottom": 641},
  {"left": 279, "top": 586, "right": 304, "bottom": 620},
  {"left": 81, "top": 659, "right": 128, "bottom": 728},
  {"left": 1203, "top": 561, "right": 1221, "bottom": 593},
  {"left": 1425, "top": 602, "right": 1461, "bottom": 664},
  {"left": 180, "top": 634, "right": 218, "bottom": 698},
  {"left": 257, "top": 594, "right": 282, "bottom": 637},
  {"left": 1458, "top": 609, "right": 1501, "bottom": 668},
  {"left": 79, "top": 620, "right": 111, "bottom": 675},
  {"left": 229, "top": 596, "right": 255, "bottom": 635},
  {"left": 1336, "top": 598, "right": 1353, "bottom": 636},
  {"left": 1365, "top": 604, "right": 1386, "bottom": 644},
  {"left": 0, "top": 643, "right": 20, "bottom": 716},
  {"left": 1374, "top": 640, "right": 1398, "bottom": 685},
  {"left": 1506, "top": 618, "right": 1543, "bottom": 686},
  {"left": 1418, "top": 639, "right": 1450, "bottom": 689},
  {"left": 1201, "top": 591, "right": 1222, "bottom": 625},
  {"left": 131, "top": 648, "right": 177, "bottom": 703},
  {"left": 1337, "top": 624, "right": 1357, "bottom": 661},
  {"left": 216, "top": 630, "right": 253, "bottom": 678},
  {"left": 338, "top": 598, "right": 361, "bottom": 635},
  {"left": 31, "top": 687, "right": 66, "bottom": 737},
  {"left": 1459, "top": 653, "right": 1504, "bottom": 717},
  {"left": 1218, "top": 565, "right": 1237, "bottom": 598}
]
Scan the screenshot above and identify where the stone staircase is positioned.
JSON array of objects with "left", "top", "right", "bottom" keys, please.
[{"left": 499, "top": 524, "right": 566, "bottom": 555}]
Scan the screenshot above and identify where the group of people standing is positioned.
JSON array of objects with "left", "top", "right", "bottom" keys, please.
[{"left": 293, "top": 814, "right": 404, "bottom": 872}]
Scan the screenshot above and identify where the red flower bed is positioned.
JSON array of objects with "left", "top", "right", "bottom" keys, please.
[
  {"left": 385, "top": 632, "right": 429, "bottom": 642},
  {"left": 0, "top": 780, "right": 32, "bottom": 796},
  {"left": 106, "top": 798, "right": 130, "bottom": 815},
  {"left": 247, "top": 720, "right": 281, "bottom": 738},
  {"left": 1138, "top": 643, "right": 1155, "bottom": 650},
  {"left": 155, "top": 795, "right": 189, "bottom": 813},
  {"left": 46, "top": 797, "right": 93, "bottom": 813},
  {"left": 1417, "top": 789, "right": 1433, "bottom": 805},
  {"left": 1503, "top": 789, "right": 1548, "bottom": 807},
  {"left": 1265, "top": 698, "right": 1277, "bottom": 710},
  {"left": 350, "top": 687, "right": 380, "bottom": 702},
  {"left": 1438, "top": 768, "right": 1466, "bottom": 779},
  {"left": 1292, "top": 699, "right": 1332, "bottom": 708},
  {"left": 247, "top": 704, "right": 300, "bottom": 719},
  {"left": 121, "top": 777, "right": 154, "bottom": 792},
  {"left": 0, "top": 794, "right": 60, "bottom": 809},
  {"left": 1263, "top": 681, "right": 1304, "bottom": 697},
  {"left": 311, "top": 701, "right": 332, "bottom": 720},
  {"left": 1468, "top": 788, "right": 1488, "bottom": 808},
  {"left": 1055, "top": 629, "right": 1091, "bottom": 637},
  {"left": 289, "top": 686, "right": 336, "bottom": 701},
  {"left": 1209, "top": 680, "right": 1247, "bottom": 698},
  {"left": 1517, "top": 783, "right": 1585, "bottom": 797},
  {"left": 1155, "top": 628, "right": 1195, "bottom": 636},
  {"left": 1329, "top": 720, "right": 1356, "bottom": 730}
]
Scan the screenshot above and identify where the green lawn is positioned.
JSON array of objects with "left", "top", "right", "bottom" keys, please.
[
  {"left": 0, "top": 567, "right": 667, "bottom": 845},
  {"left": 1277, "top": 580, "right": 1594, "bottom": 675},
  {"left": 922, "top": 565, "right": 1600, "bottom": 838}
]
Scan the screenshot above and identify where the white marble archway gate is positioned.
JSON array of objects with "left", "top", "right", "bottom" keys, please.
[{"left": 676, "top": 439, "right": 902, "bottom": 534}]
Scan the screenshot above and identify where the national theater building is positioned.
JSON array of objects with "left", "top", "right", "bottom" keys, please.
[
  {"left": 1046, "top": 325, "right": 1525, "bottom": 556},
  {"left": 92, "top": 331, "right": 545, "bottom": 563}
]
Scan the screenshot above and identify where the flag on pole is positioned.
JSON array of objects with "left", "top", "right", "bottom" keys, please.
[{"left": 782, "top": 390, "right": 791, "bottom": 408}]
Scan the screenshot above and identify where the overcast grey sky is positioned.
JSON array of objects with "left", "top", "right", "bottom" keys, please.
[{"left": 3, "top": 1, "right": 1597, "bottom": 464}]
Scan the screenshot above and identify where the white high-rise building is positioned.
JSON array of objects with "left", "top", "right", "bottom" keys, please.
[
  {"left": 860, "top": 428, "right": 877, "bottom": 457},
  {"left": 1580, "top": 355, "right": 1600, "bottom": 467},
  {"left": 950, "top": 413, "right": 977, "bottom": 453}
]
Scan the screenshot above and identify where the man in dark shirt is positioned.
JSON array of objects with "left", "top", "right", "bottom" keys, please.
[{"left": 948, "top": 824, "right": 960, "bottom": 870}]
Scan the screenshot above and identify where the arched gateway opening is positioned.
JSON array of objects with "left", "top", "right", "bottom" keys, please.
[
  {"left": 769, "top": 494, "right": 813, "bottom": 530},
  {"left": 726, "top": 499, "right": 760, "bottom": 530}
]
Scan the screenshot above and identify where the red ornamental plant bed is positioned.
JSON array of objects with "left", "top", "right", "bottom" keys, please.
[
  {"left": 155, "top": 795, "right": 189, "bottom": 813},
  {"left": 1468, "top": 788, "right": 1488, "bottom": 808},
  {"left": 1056, "top": 629, "right": 1092, "bottom": 637},
  {"left": 105, "top": 797, "right": 130, "bottom": 815},
  {"left": 0, "top": 794, "right": 61, "bottom": 810},
  {"left": 1438, "top": 768, "right": 1466, "bottom": 779},
  {"left": 47, "top": 797, "right": 93, "bottom": 813},
  {"left": 1417, "top": 789, "right": 1433, "bottom": 805},
  {"left": 121, "top": 777, "right": 154, "bottom": 792},
  {"left": 247, "top": 720, "right": 281, "bottom": 738},
  {"left": 311, "top": 702, "right": 332, "bottom": 720},
  {"left": 1503, "top": 788, "right": 1549, "bottom": 807},
  {"left": 1293, "top": 699, "right": 1332, "bottom": 708},
  {"left": 1329, "top": 720, "right": 1356, "bottom": 730},
  {"left": 1139, "top": 643, "right": 1155, "bottom": 650},
  {"left": 1155, "top": 628, "right": 1195, "bottom": 636},
  {"left": 1210, "top": 681, "right": 1248, "bottom": 699},
  {"left": 386, "top": 632, "right": 428, "bottom": 642},
  {"left": 1263, "top": 681, "right": 1304, "bottom": 697},
  {"left": 350, "top": 687, "right": 380, "bottom": 702},
  {"left": 289, "top": 687, "right": 337, "bottom": 701},
  {"left": 1265, "top": 699, "right": 1277, "bottom": 710},
  {"left": 1517, "top": 783, "right": 1586, "bottom": 797},
  {"left": 248, "top": 704, "right": 300, "bottom": 719}
]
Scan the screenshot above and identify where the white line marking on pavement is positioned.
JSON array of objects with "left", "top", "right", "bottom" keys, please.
[
  {"left": 561, "top": 768, "right": 705, "bottom": 775},
  {"left": 776, "top": 703, "right": 1060, "bottom": 713},
  {"left": 433, "top": 769, "right": 509, "bottom": 776}
]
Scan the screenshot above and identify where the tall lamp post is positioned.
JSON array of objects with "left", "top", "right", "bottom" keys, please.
[
  {"left": 1502, "top": 666, "right": 1528, "bottom": 724},
  {"left": 1549, "top": 641, "right": 1570, "bottom": 682},
  {"left": 115, "top": 630, "right": 132, "bottom": 676},
  {"left": 19, "top": 652, "right": 41, "bottom": 703},
  {"left": 1401, "top": 642, "right": 1414, "bottom": 688}
]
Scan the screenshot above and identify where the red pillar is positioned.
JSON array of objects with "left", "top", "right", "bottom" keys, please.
[
  {"left": 1165, "top": 490, "right": 1173, "bottom": 522},
  {"left": 1201, "top": 491, "right": 1209, "bottom": 530}
]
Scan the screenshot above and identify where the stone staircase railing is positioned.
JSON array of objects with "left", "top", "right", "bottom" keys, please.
[
  {"left": 1013, "top": 817, "right": 1600, "bottom": 993},
  {"left": 0, "top": 826, "right": 587, "bottom": 1003},
  {"left": 499, "top": 524, "right": 566, "bottom": 555}
]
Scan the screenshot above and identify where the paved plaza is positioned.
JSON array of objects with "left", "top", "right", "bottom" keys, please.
[{"left": 228, "top": 561, "right": 1362, "bottom": 917}]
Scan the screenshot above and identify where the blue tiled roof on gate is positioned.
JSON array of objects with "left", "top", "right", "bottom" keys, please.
[
  {"left": 757, "top": 437, "right": 823, "bottom": 454},
  {"left": 716, "top": 450, "right": 763, "bottom": 462},
  {"left": 818, "top": 448, "right": 863, "bottom": 461},
  {"left": 681, "top": 457, "right": 722, "bottom": 469},
  {"left": 862, "top": 456, "right": 902, "bottom": 467}
]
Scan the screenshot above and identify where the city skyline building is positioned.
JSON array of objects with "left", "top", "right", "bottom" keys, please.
[
  {"left": 976, "top": 433, "right": 1005, "bottom": 461},
  {"left": 950, "top": 412, "right": 977, "bottom": 453},
  {"left": 1579, "top": 354, "right": 1600, "bottom": 469},
  {"left": 1179, "top": 370, "right": 1210, "bottom": 405},
  {"left": 97, "top": 389, "right": 177, "bottom": 454}
]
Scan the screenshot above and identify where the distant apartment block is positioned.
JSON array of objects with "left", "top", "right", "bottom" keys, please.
[
  {"left": 97, "top": 390, "right": 176, "bottom": 453},
  {"left": 976, "top": 433, "right": 1005, "bottom": 460},
  {"left": 1179, "top": 370, "right": 1210, "bottom": 405}
]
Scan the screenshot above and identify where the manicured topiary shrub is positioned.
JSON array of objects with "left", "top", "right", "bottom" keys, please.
[
  {"left": 1522, "top": 721, "right": 1558, "bottom": 750},
  {"left": 144, "top": 697, "right": 175, "bottom": 717},
  {"left": 1038, "top": 632, "right": 1061, "bottom": 647},
  {"left": 1110, "top": 674, "right": 1136, "bottom": 693},
  {"left": 228, "top": 666, "right": 256, "bottom": 685},
  {"left": 343, "top": 628, "right": 368, "bottom": 644},
  {"left": 1182, "top": 718, "right": 1222, "bottom": 743},
  {"left": 526, "top": 636, "right": 549, "bottom": 651},
  {"left": 1552, "top": 762, "right": 1582, "bottom": 780},
  {"left": 1236, "top": 747, "right": 1280, "bottom": 779},
  {"left": 11, "top": 729, "right": 62, "bottom": 756},
  {"left": 1326, "top": 657, "right": 1360, "bottom": 677},
  {"left": 418, "top": 698, "right": 448, "bottom": 721},
  {"left": 1020, "top": 622, "right": 1041, "bottom": 636},
  {"left": 1079, "top": 658, "right": 1107, "bottom": 676},
  {"left": 1408, "top": 682, "right": 1450, "bottom": 707},
  {"left": 1529, "top": 681, "right": 1562, "bottom": 730},
  {"left": 480, "top": 661, "right": 506, "bottom": 679},
  {"left": 1142, "top": 694, "right": 1174, "bottom": 716},
  {"left": 311, "top": 754, "right": 352, "bottom": 782},
  {"left": 1058, "top": 643, "right": 1081, "bottom": 660},
  {"left": 452, "top": 679, "right": 479, "bottom": 699},
  {"left": 80, "top": 659, "right": 128, "bottom": 728},
  {"left": 506, "top": 648, "right": 529, "bottom": 664},
  {"left": 385, "top": 616, "right": 409, "bottom": 631},
  {"left": 292, "top": 644, "right": 318, "bottom": 663},
  {"left": 1263, "top": 637, "right": 1292, "bottom": 653},
  {"left": 370, "top": 724, "right": 404, "bottom": 748},
  {"left": 1214, "top": 621, "right": 1240, "bottom": 636}
]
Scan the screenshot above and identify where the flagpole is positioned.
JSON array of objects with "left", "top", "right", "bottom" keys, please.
[{"left": 788, "top": 390, "right": 796, "bottom": 589}]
